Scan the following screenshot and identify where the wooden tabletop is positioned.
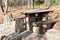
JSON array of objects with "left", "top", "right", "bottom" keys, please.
[{"left": 21, "top": 9, "right": 53, "bottom": 14}]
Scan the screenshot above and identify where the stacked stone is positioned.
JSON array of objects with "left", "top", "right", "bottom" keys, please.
[
  {"left": 0, "top": 13, "right": 15, "bottom": 40},
  {"left": 44, "top": 22, "right": 60, "bottom": 40},
  {"left": 4, "top": 13, "right": 12, "bottom": 25}
]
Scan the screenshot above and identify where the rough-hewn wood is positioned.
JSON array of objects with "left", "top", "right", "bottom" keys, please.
[
  {"left": 15, "top": 17, "right": 25, "bottom": 33},
  {"left": 21, "top": 9, "right": 53, "bottom": 14},
  {"left": 26, "top": 15, "right": 30, "bottom": 31},
  {"left": 21, "top": 9, "right": 53, "bottom": 31},
  {"left": 33, "top": 19, "right": 59, "bottom": 27},
  {"left": 25, "top": 14, "right": 36, "bottom": 31}
]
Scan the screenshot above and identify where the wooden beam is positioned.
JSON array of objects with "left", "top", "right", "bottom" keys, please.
[
  {"left": 33, "top": 19, "right": 60, "bottom": 27},
  {"left": 15, "top": 17, "right": 25, "bottom": 33}
]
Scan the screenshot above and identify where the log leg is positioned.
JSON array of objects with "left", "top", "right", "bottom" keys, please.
[
  {"left": 26, "top": 14, "right": 34, "bottom": 31},
  {"left": 26, "top": 15, "right": 30, "bottom": 31},
  {"left": 42, "top": 14, "right": 48, "bottom": 32},
  {"left": 15, "top": 18, "right": 24, "bottom": 33}
]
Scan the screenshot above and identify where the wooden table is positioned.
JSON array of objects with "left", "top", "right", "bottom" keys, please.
[{"left": 21, "top": 9, "right": 53, "bottom": 31}]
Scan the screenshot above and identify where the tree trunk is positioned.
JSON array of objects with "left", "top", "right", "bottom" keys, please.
[
  {"left": 28, "top": 0, "right": 34, "bottom": 9},
  {"left": 30, "top": 0, "right": 34, "bottom": 9},
  {"left": 1, "top": 0, "right": 8, "bottom": 14},
  {"left": 45, "top": 0, "right": 50, "bottom": 6},
  {"left": 1, "top": 0, "right": 4, "bottom": 13},
  {"left": 15, "top": 18, "right": 24, "bottom": 33},
  {"left": 4, "top": 0, "right": 8, "bottom": 14}
]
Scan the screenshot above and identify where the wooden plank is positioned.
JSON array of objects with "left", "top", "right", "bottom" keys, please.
[
  {"left": 15, "top": 18, "right": 24, "bottom": 33},
  {"left": 21, "top": 9, "right": 53, "bottom": 14},
  {"left": 33, "top": 19, "right": 60, "bottom": 27}
]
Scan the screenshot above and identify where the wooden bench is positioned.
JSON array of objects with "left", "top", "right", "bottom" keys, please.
[{"left": 21, "top": 9, "right": 53, "bottom": 31}]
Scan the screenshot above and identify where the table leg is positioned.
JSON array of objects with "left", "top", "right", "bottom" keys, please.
[
  {"left": 26, "top": 14, "right": 35, "bottom": 31},
  {"left": 26, "top": 15, "right": 30, "bottom": 31},
  {"left": 15, "top": 18, "right": 24, "bottom": 33},
  {"left": 42, "top": 13, "right": 48, "bottom": 32}
]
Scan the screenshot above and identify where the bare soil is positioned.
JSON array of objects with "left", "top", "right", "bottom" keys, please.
[{"left": 0, "top": 5, "right": 60, "bottom": 23}]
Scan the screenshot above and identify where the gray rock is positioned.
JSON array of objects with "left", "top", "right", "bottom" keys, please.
[
  {"left": 53, "top": 22, "right": 60, "bottom": 30},
  {"left": 44, "top": 29, "right": 60, "bottom": 40}
]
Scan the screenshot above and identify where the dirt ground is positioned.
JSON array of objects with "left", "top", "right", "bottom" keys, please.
[{"left": 0, "top": 5, "right": 60, "bottom": 23}]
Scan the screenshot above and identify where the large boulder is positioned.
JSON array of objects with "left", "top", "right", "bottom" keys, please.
[
  {"left": 44, "top": 22, "right": 60, "bottom": 40},
  {"left": 44, "top": 29, "right": 60, "bottom": 40},
  {"left": 53, "top": 22, "right": 60, "bottom": 30}
]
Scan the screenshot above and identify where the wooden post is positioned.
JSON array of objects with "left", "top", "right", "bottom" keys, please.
[
  {"left": 26, "top": 15, "right": 30, "bottom": 31},
  {"left": 26, "top": 14, "right": 35, "bottom": 31},
  {"left": 42, "top": 13, "right": 48, "bottom": 32},
  {"left": 15, "top": 18, "right": 24, "bottom": 33}
]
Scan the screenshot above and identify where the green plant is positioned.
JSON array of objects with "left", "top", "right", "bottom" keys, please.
[
  {"left": 34, "top": 0, "right": 44, "bottom": 5},
  {"left": 50, "top": 0, "right": 56, "bottom": 6}
]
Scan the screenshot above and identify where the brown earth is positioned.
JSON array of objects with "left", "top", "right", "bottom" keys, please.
[{"left": 0, "top": 5, "right": 60, "bottom": 23}]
